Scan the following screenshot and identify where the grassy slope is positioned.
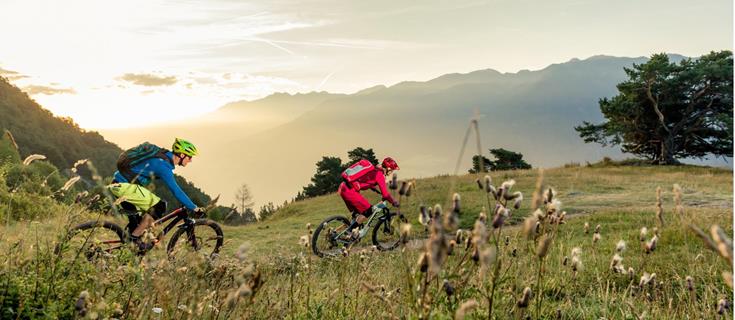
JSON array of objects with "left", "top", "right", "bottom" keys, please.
[
  {"left": 0, "top": 165, "right": 731, "bottom": 319},
  {"left": 223, "top": 165, "right": 732, "bottom": 259}
]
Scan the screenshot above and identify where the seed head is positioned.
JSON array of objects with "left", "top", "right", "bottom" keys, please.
[
  {"left": 616, "top": 240, "right": 626, "bottom": 253},
  {"left": 492, "top": 206, "right": 509, "bottom": 229},
  {"left": 645, "top": 235, "right": 658, "bottom": 254},
  {"left": 685, "top": 276, "right": 694, "bottom": 292},
  {"left": 399, "top": 181, "right": 408, "bottom": 196},
  {"left": 483, "top": 175, "right": 492, "bottom": 191},
  {"left": 595, "top": 224, "right": 601, "bottom": 233},
  {"left": 717, "top": 298, "right": 728, "bottom": 315},
  {"left": 452, "top": 193, "right": 461, "bottom": 214},
  {"left": 389, "top": 173, "right": 398, "bottom": 190},
  {"left": 298, "top": 235, "right": 309, "bottom": 248},
  {"left": 400, "top": 224, "right": 412, "bottom": 244},
  {"left": 517, "top": 287, "right": 532, "bottom": 308},
  {"left": 513, "top": 193, "right": 524, "bottom": 209},
  {"left": 592, "top": 233, "right": 601, "bottom": 244},
  {"left": 475, "top": 178, "right": 484, "bottom": 190},
  {"left": 536, "top": 234, "right": 552, "bottom": 259},
  {"left": 23, "top": 154, "right": 46, "bottom": 166},
  {"left": 544, "top": 188, "right": 555, "bottom": 203},
  {"left": 417, "top": 252, "right": 429, "bottom": 273},
  {"left": 639, "top": 227, "right": 648, "bottom": 242},
  {"left": 584, "top": 222, "right": 590, "bottom": 234},
  {"left": 405, "top": 182, "right": 414, "bottom": 197},
  {"left": 419, "top": 206, "right": 430, "bottom": 226}
]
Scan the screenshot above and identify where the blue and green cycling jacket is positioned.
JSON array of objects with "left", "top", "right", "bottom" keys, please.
[{"left": 112, "top": 151, "right": 197, "bottom": 210}]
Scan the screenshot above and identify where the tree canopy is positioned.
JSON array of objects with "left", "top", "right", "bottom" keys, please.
[
  {"left": 575, "top": 51, "right": 733, "bottom": 164},
  {"left": 469, "top": 148, "right": 531, "bottom": 173},
  {"left": 297, "top": 147, "right": 380, "bottom": 200}
]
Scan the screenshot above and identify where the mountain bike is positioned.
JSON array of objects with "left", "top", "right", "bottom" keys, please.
[
  {"left": 55, "top": 205, "right": 224, "bottom": 260},
  {"left": 311, "top": 201, "right": 407, "bottom": 258}
]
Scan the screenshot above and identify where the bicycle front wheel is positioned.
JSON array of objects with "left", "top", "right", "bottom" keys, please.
[
  {"left": 167, "top": 219, "right": 224, "bottom": 258},
  {"left": 55, "top": 221, "right": 127, "bottom": 261},
  {"left": 311, "top": 215, "right": 351, "bottom": 258},
  {"left": 372, "top": 215, "right": 404, "bottom": 251}
]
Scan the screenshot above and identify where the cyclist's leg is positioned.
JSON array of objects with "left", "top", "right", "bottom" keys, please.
[
  {"left": 339, "top": 185, "right": 371, "bottom": 231},
  {"left": 108, "top": 183, "right": 161, "bottom": 237}
]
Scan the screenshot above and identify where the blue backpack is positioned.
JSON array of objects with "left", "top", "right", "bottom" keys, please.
[{"left": 116, "top": 142, "right": 170, "bottom": 184}]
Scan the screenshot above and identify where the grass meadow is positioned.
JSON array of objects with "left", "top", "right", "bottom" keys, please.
[{"left": 0, "top": 165, "right": 732, "bottom": 319}]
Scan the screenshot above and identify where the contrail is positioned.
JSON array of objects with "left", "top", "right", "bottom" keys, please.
[{"left": 316, "top": 72, "right": 335, "bottom": 91}]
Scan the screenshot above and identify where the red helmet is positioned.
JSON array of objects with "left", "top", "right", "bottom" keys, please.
[{"left": 381, "top": 157, "right": 399, "bottom": 171}]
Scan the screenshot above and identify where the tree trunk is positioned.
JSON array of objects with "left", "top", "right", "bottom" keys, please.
[{"left": 660, "top": 137, "right": 680, "bottom": 165}]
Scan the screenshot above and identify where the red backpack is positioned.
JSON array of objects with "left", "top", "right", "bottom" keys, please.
[{"left": 342, "top": 159, "right": 375, "bottom": 187}]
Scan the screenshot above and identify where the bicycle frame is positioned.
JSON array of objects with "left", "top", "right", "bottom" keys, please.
[{"left": 331, "top": 201, "right": 392, "bottom": 245}]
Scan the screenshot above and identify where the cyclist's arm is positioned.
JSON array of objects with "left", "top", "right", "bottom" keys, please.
[
  {"left": 154, "top": 161, "right": 197, "bottom": 211},
  {"left": 375, "top": 174, "right": 397, "bottom": 206}
]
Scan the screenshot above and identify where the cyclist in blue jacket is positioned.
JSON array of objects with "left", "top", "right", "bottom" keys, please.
[{"left": 108, "top": 138, "right": 202, "bottom": 249}]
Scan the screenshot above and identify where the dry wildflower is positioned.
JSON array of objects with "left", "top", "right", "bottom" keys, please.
[
  {"left": 645, "top": 235, "right": 659, "bottom": 254},
  {"left": 610, "top": 254, "right": 624, "bottom": 272},
  {"left": 22, "top": 154, "right": 46, "bottom": 166},
  {"left": 389, "top": 173, "right": 398, "bottom": 190},
  {"left": 472, "top": 219, "right": 488, "bottom": 247},
  {"left": 717, "top": 298, "right": 728, "bottom": 315},
  {"left": 492, "top": 206, "right": 509, "bottom": 229},
  {"left": 478, "top": 207, "right": 488, "bottom": 224},
  {"left": 517, "top": 287, "right": 532, "bottom": 308},
  {"left": 592, "top": 232, "right": 601, "bottom": 244},
  {"left": 685, "top": 276, "right": 694, "bottom": 292},
  {"left": 452, "top": 193, "right": 461, "bottom": 214},
  {"left": 544, "top": 188, "right": 555, "bottom": 204},
  {"left": 484, "top": 175, "right": 492, "bottom": 190},
  {"left": 61, "top": 176, "right": 81, "bottom": 191},
  {"left": 616, "top": 240, "right": 627, "bottom": 253},
  {"left": 536, "top": 234, "right": 552, "bottom": 259},
  {"left": 640, "top": 227, "right": 648, "bottom": 242},
  {"left": 571, "top": 256, "right": 582, "bottom": 272},
  {"left": 399, "top": 181, "right": 408, "bottom": 196},
  {"left": 432, "top": 204, "right": 443, "bottom": 221},
  {"left": 448, "top": 239, "right": 456, "bottom": 255},
  {"left": 487, "top": 185, "right": 498, "bottom": 199},
  {"left": 562, "top": 256, "right": 568, "bottom": 266},
  {"left": 427, "top": 231, "right": 449, "bottom": 275},
  {"left": 513, "top": 192, "right": 524, "bottom": 209},
  {"left": 405, "top": 182, "right": 414, "bottom": 197},
  {"left": 400, "top": 224, "right": 412, "bottom": 244},
  {"left": 3, "top": 130, "right": 18, "bottom": 150},
  {"left": 455, "top": 300, "right": 479, "bottom": 320},
  {"left": 497, "top": 179, "right": 516, "bottom": 199},
  {"left": 419, "top": 206, "right": 430, "bottom": 226},
  {"left": 299, "top": 235, "right": 309, "bottom": 248},
  {"left": 639, "top": 272, "right": 656, "bottom": 287},
  {"left": 595, "top": 224, "right": 601, "bottom": 233},
  {"left": 76, "top": 290, "right": 89, "bottom": 316},
  {"left": 522, "top": 216, "right": 538, "bottom": 239},
  {"left": 547, "top": 199, "right": 562, "bottom": 215},
  {"left": 475, "top": 178, "right": 484, "bottom": 190},
  {"left": 505, "top": 235, "right": 510, "bottom": 246},
  {"left": 584, "top": 222, "right": 590, "bottom": 234},
  {"left": 71, "top": 159, "right": 88, "bottom": 173}
]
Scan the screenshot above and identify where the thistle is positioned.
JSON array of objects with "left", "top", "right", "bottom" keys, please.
[
  {"left": 584, "top": 222, "right": 590, "bottom": 234},
  {"left": 399, "top": 181, "right": 408, "bottom": 196},
  {"left": 616, "top": 240, "right": 626, "bottom": 253}
]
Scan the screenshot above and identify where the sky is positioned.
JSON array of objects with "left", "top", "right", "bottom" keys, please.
[{"left": 0, "top": 0, "right": 732, "bottom": 129}]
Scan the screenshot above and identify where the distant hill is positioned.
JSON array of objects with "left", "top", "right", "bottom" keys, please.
[
  {"left": 100, "top": 54, "right": 726, "bottom": 207},
  {"left": 0, "top": 77, "right": 214, "bottom": 209}
]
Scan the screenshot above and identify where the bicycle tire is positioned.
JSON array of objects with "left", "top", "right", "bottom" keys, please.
[
  {"left": 311, "top": 215, "right": 351, "bottom": 258},
  {"left": 55, "top": 220, "right": 127, "bottom": 260},
  {"left": 166, "top": 219, "right": 224, "bottom": 258},
  {"left": 372, "top": 217, "right": 401, "bottom": 251}
]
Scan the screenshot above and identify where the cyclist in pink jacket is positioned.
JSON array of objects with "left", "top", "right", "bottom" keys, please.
[{"left": 339, "top": 157, "right": 400, "bottom": 233}]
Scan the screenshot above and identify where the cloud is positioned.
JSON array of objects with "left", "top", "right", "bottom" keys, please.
[
  {"left": 23, "top": 85, "right": 76, "bottom": 95},
  {"left": 119, "top": 73, "right": 178, "bottom": 86},
  {"left": 0, "top": 67, "right": 28, "bottom": 81}
]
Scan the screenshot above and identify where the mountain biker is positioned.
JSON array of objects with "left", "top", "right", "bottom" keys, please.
[
  {"left": 338, "top": 157, "right": 400, "bottom": 234},
  {"left": 108, "top": 138, "right": 203, "bottom": 250}
]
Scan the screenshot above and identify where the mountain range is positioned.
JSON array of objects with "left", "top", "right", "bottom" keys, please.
[{"left": 100, "top": 54, "right": 728, "bottom": 207}]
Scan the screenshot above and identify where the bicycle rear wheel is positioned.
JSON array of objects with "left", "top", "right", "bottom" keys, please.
[
  {"left": 167, "top": 219, "right": 224, "bottom": 258},
  {"left": 311, "top": 215, "right": 351, "bottom": 258},
  {"left": 372, "top": 214, "right": 405, "bottom": 251},
  {"left": 55, "top": 221, "right": 127, "bottom": 261}
]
